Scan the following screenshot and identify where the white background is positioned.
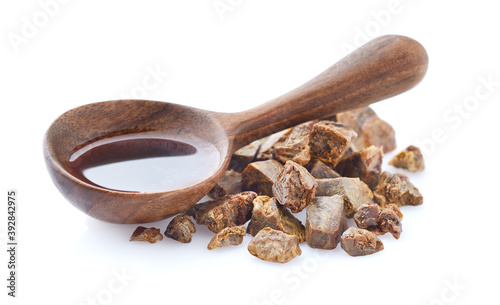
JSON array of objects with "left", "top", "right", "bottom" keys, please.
[{"left": 1, "top": 1, "right": 499, "bottom": 304}]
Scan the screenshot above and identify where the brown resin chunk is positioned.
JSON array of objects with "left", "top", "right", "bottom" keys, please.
[
  {"left": 130, "top": 226, "right": 163, "bottom": 244},
  {"left": 190, "top": 192, "right": 257, "bottom": 233},
  {"left": 242, "top": 160, "right": 283, "bottom": 196},
  {"left": 341, "top": 227, "right": 384, "bottom": 256},
  {"left": 354, "top": 203, "right": 402, "bottom": 239},
  {"left": 247, "top": 196, "right": 306, "bottom": 242},
  {"left": 272, "top": 121, "right": 316, "bottom": 166},
  {"left": 208, "top": 170, "right": 242, "bottom": 199},
  {"left": 308, "top": 160, "right": 341, "bottom": 179},
  {"left": 229, "top": 141, "right": 261, "bottom": 172},
  {"left": 207, "top": 226, "right": 246, "bottom": 250},
  {"left": 335, "top": 145, "right": 383, "bottom": 190},
  {"left": 340, "top": 144, "right": 356, "bottom": 159},
  {"left": 362, "top": 117, "right": 396, "bottom": 153},
  {"left": 255, "top": 130, "right": 290, "bottom": 161},
  {"left": 389, "top": 145, "right": 425, "bottom": 172},
  {"left": 255, "top": 144, "right": 273, "bottom": 162},
  {"left": 376, "top": 205, "right": 403, "bottom": 239},
  {"left": 316, "top": 178, "right": 373, "bottom": 217},
  {"left": 374, "top": 171, "right": 423, "bottom": 207},
  {"left": 305, "top": 196, "right": 348, "bottom": 249},
  {"left": 272, "top": 161, "right": 317, "bottom": 213},
  {"left": 336, "top": 107, "right": 396, "bottom": 153},
  {"left": 309, "top": 121, "right": 357, "bottom": 167},
  {"left": 164, "top": 214, "right": 196, "bottom": 243},
  {"left": 247, "top": 228, "right": 302, "bottom": 263},
  {"left": 353, "top": 203, "right": 380, "bottom": 228}
]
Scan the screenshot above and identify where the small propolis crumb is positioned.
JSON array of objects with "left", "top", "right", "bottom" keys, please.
[
  {"left": 305, "top": 195, "right": 348, "bottom": 249},
  {"left": 242, "top": 160, "right": 283, "bottom": 196},
  {"left": 341, "top": 227, "right": 384, "bottom": 256},
  {"left": 309, "top": 121, "right": 357, "bottom": 166},
  {"left": 272, "top": 160, "right": 317, "bottom": 213},
  {"left": 373, "top": 171, "right": 423, "bottom": 207},
  {"left": 335, "top": 145, "right": 383, "bottom": 190},
  {"left": 207, "top": 226, "right": 246, "bottom": 250},
  {"left": 247, "top": 196, "right": 306, "bottom": 242},
  {"left": 188, "top": 192, "right": 257, "bottom": 233},
  {"left": 208, "top": 169, "right": 242, "bottom": 199},
  {"left": 165, "top": 214, "right": 196, "bottom": 243},
  {"left": 308, "top": 160, "right": 341, "bottom": 179},
  {"left": 130, "top": 226, "right": 163, "bottom": 244},
  {"left": 229, "top": 141, "right": 261, "bottom": 172},
  {"left": 316, "top": 177, "right": 373, "bottom": 217},
  {"left": 336, "top": 107, "right": 396, "bottom": 153},
  {"left": 247, "top": 228, "right": 302, "bottom": 263},
  {"left": 272, "top": 121, "right": 316, "bottom": 166},
  {"left": 354, "top": 203, "right": 403, "bottom": 239},
  {"left": 389, "top": 145, "right": 425, "bottom": 172}
]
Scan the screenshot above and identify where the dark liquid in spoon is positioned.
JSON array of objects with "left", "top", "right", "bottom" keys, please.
[{"left": 68, "top": 135, "right": 220, "bottom": 193}]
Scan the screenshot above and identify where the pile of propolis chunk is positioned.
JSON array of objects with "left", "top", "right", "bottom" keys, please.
[{"left": 130, "top": 107, "right": 425, "bottom": 263}]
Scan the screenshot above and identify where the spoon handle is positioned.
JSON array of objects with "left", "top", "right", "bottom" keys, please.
[{"left": 220, "top": 35, "right": 428, "bottom": 150}]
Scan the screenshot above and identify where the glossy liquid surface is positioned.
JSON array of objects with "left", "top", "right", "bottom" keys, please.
[{"left": 68, "top": 135, "right": 221, "bottom": 193}]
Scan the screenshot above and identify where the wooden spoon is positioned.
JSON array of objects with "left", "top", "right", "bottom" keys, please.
[{"left": 44, "top": 35, "right": 428, "bottom": 224}]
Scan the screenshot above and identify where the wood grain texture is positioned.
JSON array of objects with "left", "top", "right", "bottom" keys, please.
[{"left": 44, "top": 35, "right": 428, "bottom": 224}]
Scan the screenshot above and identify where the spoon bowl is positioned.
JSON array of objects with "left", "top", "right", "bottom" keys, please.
[
  {"left": 44, "top": 100, "right": 232, "bottom": 223},
  {"left": 44, "top": 35, "right": 428, "bottom": 223}
]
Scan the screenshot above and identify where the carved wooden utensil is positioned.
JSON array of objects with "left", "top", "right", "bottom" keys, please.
[{"left": 44, "top": 35, "right": 428, "bottom": 224}]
